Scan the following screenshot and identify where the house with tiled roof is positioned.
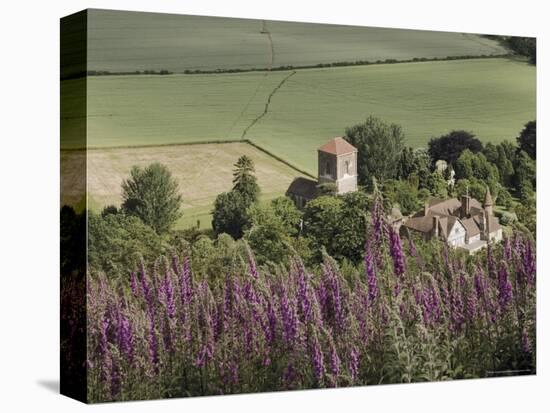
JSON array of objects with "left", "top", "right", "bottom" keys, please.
[
  {"left": 401, "top": 188, "right": 502, "bottom": 254},
  {"left": 286, "top": 137, "right": 358, "bottom": 207}
]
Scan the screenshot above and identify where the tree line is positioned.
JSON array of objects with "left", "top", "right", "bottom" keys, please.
[{"left": 61, "top": 116, "right": 536, "bottom": 279}]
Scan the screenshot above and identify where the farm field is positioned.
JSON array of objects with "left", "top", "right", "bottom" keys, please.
[
  {"left": 80, "top": 9, "right": 508, "bottom": 76},
  {"left": 63, "top": 58, "right": 536, "bottom": 175},
  {"left": 60, "top": 142, "right": 307, "bottom": 229}
]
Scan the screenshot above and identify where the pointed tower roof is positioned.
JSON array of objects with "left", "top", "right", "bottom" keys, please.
[
  {"left": 318, "top": 137, "right": 357, "bottom": 155},
  {"left": 484, "top": 187, "right": 493, "bottom": 207}
]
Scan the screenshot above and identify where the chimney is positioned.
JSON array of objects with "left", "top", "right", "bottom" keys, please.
[
  {"left": 461, "top": 195, "right": 470, "bottom": 218},
  {"left": 424, "top": 202, "right": 429, "bottom": 216},
  {"left": 432, "top": 215, "right": 440, "bottom": 238}
]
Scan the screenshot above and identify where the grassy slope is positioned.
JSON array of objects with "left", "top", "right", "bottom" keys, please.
[
  {"left": 61, "top": 142, "right": 306, "bottom": 229},
  {"left": 84, "top": 9, "right": 507, "bottom": 74},
  {"left": 72, "top": 58, "right": 535, "bottom": 175},
  {"left": 251, "top": 58, "right": 536, "bottom": 173}
]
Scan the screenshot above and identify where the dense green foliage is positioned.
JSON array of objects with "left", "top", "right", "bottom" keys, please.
[
  {"left": 211, "top": 191, "right": 250, "bottom": 239},
  {"left": 121, "top": 163, "right": 182, "bottom": 234},
  {"left": 345, "top": 116, "right": 405, "bottom": 189},
  {"left": 507, "top": 37, "right": 536, "bottom": 64},
  {"left": 517, "top": 120, "right": 536, "bottom": 160},
  {"left": 232, "top": 155, "right": 260, "bottom": 205},
  {"left": 303, "top": 191, "right": 371, "bottom": 262},
  {"left": 88, "top": 212, "right": 166, "bottom": 279},
  {"left": 428, "top": 130, "right": 483, "bottom": 165},
  {"left": 85, "top": 199, "right": 536, "bottom": 401},
  {"left": 212, "top": 156, "right": 261, "bottom": 239}
]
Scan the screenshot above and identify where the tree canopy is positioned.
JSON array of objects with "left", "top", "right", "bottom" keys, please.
[
  {"left": 88, "top": 211, "right": 166, "bottom": 279},
  {"left": 517, "top": 120, "right": 536, "bottom": 160},
  {"left": 345, "top": 116, "right": 405, "bottom": 189},
  {"left": 232, "top": 155, "right": 260, "bottom": 205},
  {"left": 428, "top": 130, "right": 483, "bottom": 166},
  {"left": 212, "top": 191, "right": 250, "bottom": 239},
  {"left": 121, "top": 163, "right": 182, "bottom": 234}
]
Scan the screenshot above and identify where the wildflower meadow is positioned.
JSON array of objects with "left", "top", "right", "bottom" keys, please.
[{"left": 83, "top": 197, "right": 536, "bottom": 402}]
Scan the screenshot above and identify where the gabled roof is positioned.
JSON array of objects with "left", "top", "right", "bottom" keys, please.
[
  {"left": 462, "top": 217, "right": 481, "bottom": 237},
  {"left": 286, "top": 177, "right": 318, "bottom": 200},
  {"left": 402, "top": 215, "right": 434, "bottom": 233},
  {"left": 427, "top": 198, "right": 461, "bottom": 216},
  {"left": 318, "top": 137, "right": 357, "bottom": 155}
]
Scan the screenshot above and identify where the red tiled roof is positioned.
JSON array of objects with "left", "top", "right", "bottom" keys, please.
[{"left": 318, "top": 137, "right": 357, "bottom": 155}]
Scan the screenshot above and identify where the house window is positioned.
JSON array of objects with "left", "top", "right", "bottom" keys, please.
[
  {"left": 345, "top": 160, "right": 350, "bottom": 175},
  {"left": 325, "top": 161, "right": 331, "bottom": 176}
]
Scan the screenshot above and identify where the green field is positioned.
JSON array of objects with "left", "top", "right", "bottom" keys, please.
[
  {"left": 80, "top": 9, "right": 507, "bottom": 76},
  {"left": 61, "top": 142, "right": 306, "bottom": 229},
  {"left": 62, "top": 58, "right": 535, "bottom": 175}
]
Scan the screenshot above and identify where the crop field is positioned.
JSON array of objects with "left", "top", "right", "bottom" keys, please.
[
  {"left": 82, "top": 9, "right": 507, "bottom": 76},
  {"left": 63, "top": 58, "right": 535, "bottom": 175},
  {"left": 60, "top": 142, "right": 306, "bottom": 229}
]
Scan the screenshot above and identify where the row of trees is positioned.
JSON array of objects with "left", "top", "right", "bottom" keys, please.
[{"left": 71, "top": 116, "right": 536, "bottom": 279}]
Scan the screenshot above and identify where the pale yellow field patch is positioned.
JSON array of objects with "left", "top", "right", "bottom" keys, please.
[{"left": 61, "top": 142, "right": 306, "bottom": 228}]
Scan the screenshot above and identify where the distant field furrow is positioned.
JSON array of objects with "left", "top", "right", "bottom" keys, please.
[
  {"left": 61, "top": 58, "right": 535, "bottom": 176},
  {"left": 60, "top": 9, "right": 510, "bottom": 78}
]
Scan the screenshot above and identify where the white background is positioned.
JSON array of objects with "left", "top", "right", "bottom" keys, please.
[{"left": 0, "top": 0, "right": 547, "bottom": 411}]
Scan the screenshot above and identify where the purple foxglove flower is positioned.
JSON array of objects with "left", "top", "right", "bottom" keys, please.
[
  {"left": 279, "top": 283, "right": 298, "bottom": 344},
  {"left": 497, "top": 264, "right": 513, "bottom": 312},
  {"left": 465, "top": 284, "right": 478, "bottom": 323},
  {"left": 310, "top": 330, "right": 325, "bottom": 383},
  {"left": 147, "top": 314, "right": 159, "bottom": 374},
  {"left": 522, "top": 239, "right": 536, "bottom": 286},
  {"left": 521, "top": 328, "right": 531, "bottom": 353},
  {"left": 179, "top": 256, "right": 193, "bottom": 307},
  {"left": 328, "top": 338, "right": 341, "bottom": 385},
  {"left": 297, "top": 261, "right": 312, "bottom": 322},
  {"left": 348, "top": 346, "right": 359, "bottom": 382},
  {"left": 450, "top": 281, "right": 465, "bottom": 333},
  {"left": 140, "top": 265, "right": 155, "bottom": 318},
  {"left": 246, "top": 244, "right": 259, "bottom": 279},
  {"left": 317, "top": 278, "right": 328, "bottom": 319},
  {"left": 364, "top": 238, "right": 378, "bottom": 304},
  {"left": 110, "top": 363, "right": 121, "bottom": 398},
  {"left": 161, "top": 271, "right": 176, "bottom": 320},
  {"left": 503, "top": 236, "right": 512, "bottom": 261},
  {"left": 283, "top": 361, "right": 296, "bottom": 387},
  {"left": 389, "top": 227, "right": 406, "bottom": 277},
  {"left": 266, "top": 299, "right": 278, "bottom": 344},
  {"left": 474, "top": 268, "right": 488, "bottom": 300},
  {"left": 99, "top": 316, "right": 109, "bottom": 358},
  {"left": 117, "top": 312, "right": 134, "bottom": 363}
]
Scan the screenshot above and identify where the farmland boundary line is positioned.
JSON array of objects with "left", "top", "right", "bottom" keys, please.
[
  {"left": 240, "top": 70, "right": 296, "bottom": 140},
  {"left": 61, "top": 138, "right": 316, "bottom": 180}
]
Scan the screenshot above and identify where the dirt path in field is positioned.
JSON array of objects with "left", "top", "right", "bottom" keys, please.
[
  {"left": 226, "top": 20, "right": 279, "bottom": 140},
  {"left": 262, "top": 20, "right": 275, "bottom": 70},
  {"left": 240, "top": 70, "right": 296, "bottom": 139}
]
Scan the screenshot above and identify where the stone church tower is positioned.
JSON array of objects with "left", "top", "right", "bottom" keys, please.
[{"left": 317, "top": 137, "right": 358, "bottom": 194}]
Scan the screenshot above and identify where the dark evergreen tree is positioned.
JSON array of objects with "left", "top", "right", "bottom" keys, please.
[
  {"left": 517, "top": 120, "right": 536, "bottom": 160},
  {"left": 232, "top": 155, "right": 260, "bottom": 205}
]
